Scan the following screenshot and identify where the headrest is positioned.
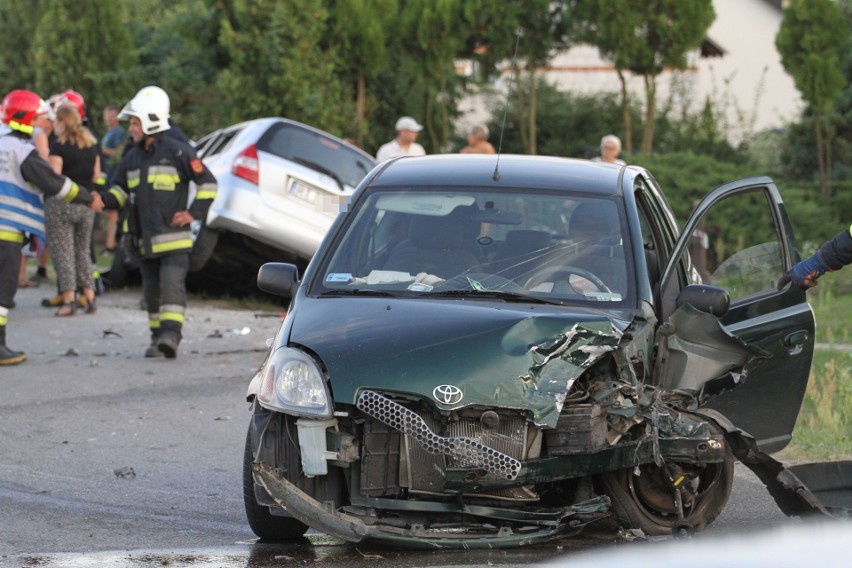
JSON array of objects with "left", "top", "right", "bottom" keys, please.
[{"left": 568, "top": 202, "right": 615, "bottom": 240}]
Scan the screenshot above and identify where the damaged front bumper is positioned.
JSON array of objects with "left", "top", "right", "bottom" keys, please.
[{"left": 253, "top": 461, "right": 610, "bottom": 549}]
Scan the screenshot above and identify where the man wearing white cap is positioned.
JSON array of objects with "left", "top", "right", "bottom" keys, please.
[{"left": 376, "top": 116, "right": 426, "bottom": 162}]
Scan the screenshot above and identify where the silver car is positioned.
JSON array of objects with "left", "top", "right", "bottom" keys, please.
[{"left": 191, "top": 118, "right": 376, "bottom": 281}]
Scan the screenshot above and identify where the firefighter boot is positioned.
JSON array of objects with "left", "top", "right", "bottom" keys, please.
[
  {"left": 0, "top": 327, "right": 27, "bottom": 366},
  {"left": 144, "top": 331, "right": 163, "bottom": 358},
  {"left": 156, "top": 329, "right": 181, "bottom": 359}
]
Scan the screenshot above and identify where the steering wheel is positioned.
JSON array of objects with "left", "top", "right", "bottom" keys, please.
[{"left": 523, "top": 265, "right": 611, "bottom": 295}]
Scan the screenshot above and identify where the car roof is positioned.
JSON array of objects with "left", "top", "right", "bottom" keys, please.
[{"left": 368, "top": 154, "right": 626, "bottom": 195}]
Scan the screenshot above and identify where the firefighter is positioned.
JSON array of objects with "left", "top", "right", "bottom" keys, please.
[
  {"left": 99, "top": 86, "right": 217, "bottom": 359},
  {"left": 779, "top": 225, "right": 852, "bottom": 289},
  {"left": 49, "top": 89, "right": 87, "bottom": 125},
  {"left": 0, "top": 89, "right": 101, "bottom": 365}
]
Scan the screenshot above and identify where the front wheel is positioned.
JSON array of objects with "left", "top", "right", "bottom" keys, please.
[
  {"left": 242, "top": 427, "right": 309, "bottom": 541},
  {"left": 598, "top": 430, "right": 733, "bottom": 535}
]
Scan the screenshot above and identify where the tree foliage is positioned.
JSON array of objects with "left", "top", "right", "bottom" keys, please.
[
  {"left": 31, "top": 0, "right": 136, "bottom": 133},
  {"left": 0, "top": 0, "right": 41, "bottom": 94},
  {"left": 776, "top": 0, "right": 849, "bottom": 199},
  {"left": 217, "top": 0, "right": 350, "bottom": 134},
  {"left": 398, "top": 0, "right": 466, "bottom": 152},
  {"left": 0, "top": 0, "right": 841, "bottom": 203},
  {"left": 125, "top": 0, "right": 224, "bottom": 136},
  {"left": 586, "top": 0, "right": 714, "bottom": 153},
  {"left": 328, "top": 0, "right": 397, "bottom": 146}
]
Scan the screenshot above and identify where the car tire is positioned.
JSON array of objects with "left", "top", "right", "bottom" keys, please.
[
  {"left": 597, "top": 423, "right": 734, "bottom": 536},
  {"left": 242, "top": 427, "right": 310, "bottom": 541},
  {"left": 102, "top": 241, "right": 140, "bottom": 290},
  {"left": 189, "top": 226, "right": 219, "bottom": 273}
]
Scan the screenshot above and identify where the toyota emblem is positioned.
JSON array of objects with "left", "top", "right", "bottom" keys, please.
[{"left": 433, "top": 384, "right": 463, "bottom": 405}]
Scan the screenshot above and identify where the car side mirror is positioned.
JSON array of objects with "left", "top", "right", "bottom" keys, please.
[
  {"left": 675, "top": 284, "right": 730, "bottom": 317},
  {"left": 257, "top": 263, "right": 300, "bottom": 297}
]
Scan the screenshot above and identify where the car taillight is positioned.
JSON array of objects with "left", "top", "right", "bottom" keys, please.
[{"left": 232, "top": 145, "right": 259, "bottom": 185}]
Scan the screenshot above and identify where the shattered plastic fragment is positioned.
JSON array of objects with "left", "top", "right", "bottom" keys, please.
[{"left": 114, "top": 466, "right": 136, "bottom": 479}]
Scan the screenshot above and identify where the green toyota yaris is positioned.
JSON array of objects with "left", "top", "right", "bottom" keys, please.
[{"left": 242, "top": 154, "right": 821, "bottom": 548}]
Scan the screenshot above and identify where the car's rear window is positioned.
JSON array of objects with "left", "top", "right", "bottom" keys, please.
[
  {"left": 258, "top": 123, "right": 375, "bottom": 188},
  {"left": 314, "top": 188, "right": 634, "bottom": 307}
]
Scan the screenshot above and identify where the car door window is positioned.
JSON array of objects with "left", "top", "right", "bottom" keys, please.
[
  {"left": 197, "top": 129, "right": 239, "bottom": 158},
  {"left": 635, "top": 180, "right": 682, "bottom": 301},
  {"left": 693, "top": 188, "right": 784, "bottom": 302}
]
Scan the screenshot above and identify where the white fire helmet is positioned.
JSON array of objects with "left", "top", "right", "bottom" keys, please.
[{"left": 118, "top": 86, "right": 171, "bottom": 135}]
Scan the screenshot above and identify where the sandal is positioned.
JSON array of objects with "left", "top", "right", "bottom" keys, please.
[
  {"left": 18, "top": 279, "right": 40, "bottom": 288},
  {"left": 55, "top": 303, "right": 77, "bottom": 317},
  {"left": 42, "top": 295, "right": 63, "bottom": 307},
  {"left": 84, "top": 299, "right": 97, "bottom": 315}
]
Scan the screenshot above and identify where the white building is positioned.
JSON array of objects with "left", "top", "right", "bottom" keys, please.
[{"left": 458, "top": 0, "right": 801, "bottom": 147}]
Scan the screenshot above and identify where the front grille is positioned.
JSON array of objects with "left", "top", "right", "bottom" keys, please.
[{"left": 357, "top": 390, "right": 522, "bottom": 481}]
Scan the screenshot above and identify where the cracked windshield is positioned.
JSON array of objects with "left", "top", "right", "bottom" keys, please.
[{"left": 318, "top": 189, "right": 631, "bottom": 305}]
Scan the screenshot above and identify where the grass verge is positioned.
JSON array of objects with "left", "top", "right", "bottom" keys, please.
[{"left": 785, "top": 267, "right": 852, "bottom": 461}]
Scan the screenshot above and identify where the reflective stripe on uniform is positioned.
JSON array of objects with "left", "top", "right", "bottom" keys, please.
[
  {"left": 139, "top": 231, "right": 194, "bottom": 255},
  {"left": 127, "top": 170, "right": 141, "bottom": 189},
  {"left": 160, "top": 304, "right": 186, "bottom": 325},
  {"left": 195, "top": 182, "right": 217, "bottom": 200},
  {"left": 148, "top": 166, "right": 180, "bottom": 191},
  {"left": 108, "top": 186, "right": 128, "bottom": 207},
  {"left": 0, "top": 305, "right": 8, "bottom": 326},
  {"left": 54, "top": 177, "right": 79, "bottom": 202},
  {"left": 148, "top": 313, "right": 160, "bottom": 330}
]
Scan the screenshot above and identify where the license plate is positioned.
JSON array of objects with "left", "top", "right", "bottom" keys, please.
[{"left": 289, "top": 179, "right": 319, "bottom": 205}]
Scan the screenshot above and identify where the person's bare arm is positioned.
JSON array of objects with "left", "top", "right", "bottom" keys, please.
[
  {"left": 34, "top": 131, "right": 50, "bottom": 160},
  {"left": 92, "top": 155, "right": 101, "bottom": 182},
  {"left": 48, "top": 155, "right": 63, "bottom": 175}
]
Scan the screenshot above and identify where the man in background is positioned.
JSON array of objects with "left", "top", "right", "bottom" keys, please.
[{"left": 376, "top": 116, "right": 426, "bottom": 162}]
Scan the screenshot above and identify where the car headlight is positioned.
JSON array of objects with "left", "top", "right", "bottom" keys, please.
[{"left": 258, "top": 347, "right": 332, "bottom": 418}]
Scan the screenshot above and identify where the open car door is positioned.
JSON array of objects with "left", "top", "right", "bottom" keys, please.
[{"left": 657, "top": 177, "right": 815, "bottom": 453}]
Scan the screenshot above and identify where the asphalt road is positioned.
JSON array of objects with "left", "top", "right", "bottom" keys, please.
[{"left": 0, "top": 285, "right": 814, "bottom": 567}]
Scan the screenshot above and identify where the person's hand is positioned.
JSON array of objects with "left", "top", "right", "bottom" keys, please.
[
  {"left": 778, "top": 251, "right": 829, "bottom": 290},
  {"left": 170, "top": 210, "right": 194, "bottom": 227},
  {"left": 88, "top": 192, "right": 104, "bottom": 213}
]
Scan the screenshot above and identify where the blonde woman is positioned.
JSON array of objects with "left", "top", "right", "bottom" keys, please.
[{"left": 46, "top": 105, "right": 101, "bottom": 316}]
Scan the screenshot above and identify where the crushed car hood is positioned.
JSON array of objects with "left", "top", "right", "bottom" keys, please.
[{"left": 288, "top": 297, "right": 630, "bottom": 428}]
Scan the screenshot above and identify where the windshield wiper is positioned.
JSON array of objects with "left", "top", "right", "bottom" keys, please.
[
  {"left": 291, "top": 157, "right": 345, "bottom": 190},
  {"left": 318, "top": 289, "right": 397, "bottom": 297},
  {"left": 420, "top": 290, "right": 562, "bottom": 305}
]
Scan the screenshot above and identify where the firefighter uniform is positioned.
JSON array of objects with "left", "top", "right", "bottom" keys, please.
[
  {"left": 820, "top": 224, "right": 852, "bottom": 270},
  {"left": 0, "top": 130, "right": 94, "bottom": 364},
  {"left": 101, "top": 134, "right": 217, "bottom": 358},
  {"left": 781, "top": 224, "right": 852, "bottom": 290}
]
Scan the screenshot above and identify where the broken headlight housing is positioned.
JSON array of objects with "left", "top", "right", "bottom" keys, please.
[{"left": 258, "top": 347, "right": 332, "bottom": 418}]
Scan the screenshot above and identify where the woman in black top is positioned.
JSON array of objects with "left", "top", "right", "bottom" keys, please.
[{"left": 47, "top": 105, "right": 101, "bottom": 315}]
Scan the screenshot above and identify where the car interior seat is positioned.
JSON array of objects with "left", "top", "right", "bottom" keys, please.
[
  {"left": 383, "top": 208, "right": 481, "bottom": 279},
  {"left": 565, "top": 202, "right": 627, "bottom": 294}
]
